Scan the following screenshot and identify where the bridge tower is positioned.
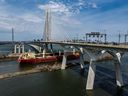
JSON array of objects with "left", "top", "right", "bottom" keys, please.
[{"left": 43, "top": 9, "right": 51, "bottom": 42}]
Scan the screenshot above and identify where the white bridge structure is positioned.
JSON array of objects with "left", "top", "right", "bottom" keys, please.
[
  {"left": 30, "top": 41, "right": 128, "bottom": 90},
  {"left": 13, "top": 8, "right": 128, "bottom": 91}
]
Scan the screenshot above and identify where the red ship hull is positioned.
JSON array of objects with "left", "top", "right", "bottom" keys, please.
[{"left": 18, "top": 55, "right": 79, "bottom": 64}]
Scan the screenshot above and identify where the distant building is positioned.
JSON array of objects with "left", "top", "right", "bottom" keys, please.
[{"left": 85, "top": 32, "right": 107, "bottom": 43}]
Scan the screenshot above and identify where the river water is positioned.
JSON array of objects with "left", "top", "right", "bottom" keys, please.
[{"left": 0, "top": 44, "right": 128, "bottom": 96}]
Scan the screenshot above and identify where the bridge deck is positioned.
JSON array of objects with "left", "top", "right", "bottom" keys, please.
[{"left": 33, "top": 41, "right": 128, "bottom": 51}]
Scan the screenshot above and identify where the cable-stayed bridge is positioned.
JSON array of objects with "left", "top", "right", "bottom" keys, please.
[{"left": 10, "top": 8, "right": 128, "bottom": 90}]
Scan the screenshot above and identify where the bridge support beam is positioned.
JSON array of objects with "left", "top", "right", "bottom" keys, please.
[
  {"left": 115, "top": 62, "right": 124, "bottom": 87},
  {"left": 18, "top": 45, "right": 21, "bottom": 54},
  {"left": 43, "top": 48, "right": 46, "bottom": 58},
  {"left": 115, "top": 53, "right": 124, "bottom": 87},
  {"left": 50, "top": 44, "right": 53, "bottom": 53},
  {"left": 61, "top": 51, "right": 67, "bottom": 70},
  {"left": 39, "top": 47, "right": 42, "bottom": 53},
  {"left": 73, "top": 48, "right": 76, "bottom": 55},
  {"left": 86, "top": 59, "right": 96, "bottom": 90},
  {"left": 21, "top": 45, "right": 24, "bottom": 53},
  {"left": 79, "top": 47, "right": 84, "bottom": 69},
  {"left": 59, "top": 50, "right": 61, "bottom": 56},
  {"left": 14, "top": 45, "right": 17, "bottom": 53}
]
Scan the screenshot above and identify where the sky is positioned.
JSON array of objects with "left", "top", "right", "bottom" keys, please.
[{"left": 0, "top": 0, "right": 128, "bottom": 42}]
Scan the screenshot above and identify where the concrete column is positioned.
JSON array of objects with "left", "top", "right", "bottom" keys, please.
[
  {"left": 115, "top": 53, "right": 124, "bottom": 87},
  {"left": 39, "top": 47, "right": 42, "bottom": 53},
  {"left": 50, "top": 44, "right": 53, "bottom": 53},
  {"left": 14, "top": 45, "right": 17, "bottom": 53},
  {"left": 115, "top": 62, "right": 124, "bottom": 87},
  {"left": 22, "top": 45, "right": 24, "bottom": 53},
  {"left": 80, "top": 54, "right": 84, "bottom": 69},
  {"left": 18, "top": 45, "right": 21, "bottom": 54},
  {"left": 125, "top": 35, "right": 127, "bottom": 44},
  {"left": 86, "top": 59, "right": 96, "bottom": 90},
  {"left": 59, "top": 50, "right": 61, "bottom": 56},
  {"left": 86, "top": 34, "right": 87, "bottom": 42},
  {"left": 105, "top": 34, "right": 107, "bottom": 43},
  {"left": 61, "top": 51, "right": 67, "bottom": 70},
  {"left": 43, "top": 48, "right": 46, "bottom": 58},
  {"left": 80, "top": 47, "right": 84, "bottom": 69},
  {"left": 73, "top": 48, "right": 76, "bottom": 55}
]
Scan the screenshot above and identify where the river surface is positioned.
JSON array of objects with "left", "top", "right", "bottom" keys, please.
[{"left": 0, "top": 44, "right": 128, "bottom": 96}]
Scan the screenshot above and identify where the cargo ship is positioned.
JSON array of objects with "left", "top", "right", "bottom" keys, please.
[{"left": 18, "top": 52, "right": 80, "bottom": 64}]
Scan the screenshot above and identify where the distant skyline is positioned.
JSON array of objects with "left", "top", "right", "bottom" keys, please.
[{"left": 0, "top": 0, "right": 128, "bottom": 42}]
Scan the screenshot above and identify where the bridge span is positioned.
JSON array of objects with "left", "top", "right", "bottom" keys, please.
[
  {"left": 30, "top": 41, "right": 128, "bottom": 90},
  {"left": 33, "top": 41, "right": 128, "bottom": 50},
  {"left": 13, "top": 41, "right": 128, "bottom": 90}
]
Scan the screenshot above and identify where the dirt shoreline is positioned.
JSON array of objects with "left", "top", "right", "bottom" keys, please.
[
  {"left": 0, "top": 63, "right": 62, "bottom": 80},
  {"left": 0, "top": 53, "right": 113, "bottom": 80}
]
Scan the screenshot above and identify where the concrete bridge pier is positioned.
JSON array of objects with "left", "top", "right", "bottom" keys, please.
[
  {"left": 59, "top": 50, "right": 61, "bottom": 56},
  {"left": 115, "top": 52, "right": 124, "bottom": 87},
  {"left": 18, "top": 45, "right": 21, "bottom": 54},
  {"left": 70, "top": 46, "right": 76, "bottom": 55},
  {"left": 103, "top": 50, "right": 124, "bottom": 87},
  {"left": 73, "top": 48, "right": 76, "bottom": 55},
  {"left": 79, "top": 47, "right": 84, "bottom": 69},
  {"left": 14, "top": 44, "right": 17, "bottom": 53},
  {"left": 86, "top": 59, "right": 96, "bottom": 90},
  {"left": 79, "top": 47, "right": 85, "bottom": 75},
  {"left": 42, "top": 48, "right": 46, "bottom": 58},
  {"left": 39, "top": 47, "right": 42, "bottom": 53},
  {"left": 61, "top": 50, "right": 67, "bottom": 70},
  {"left": 85, "top": 49, "right": 120, "bottom": 90},
  {"left": 14, "top": 44, "right": 25, "bottom": 54},
  {"left": 42, "top": 43, "right": 49, "bottom": 58},
  {"left": 21, "top": 44, "right": 25, "bottom": 53},
  {"left": 50, "top": 44, "right": 54, "bottom": 53},
  {"left": 28, "top": 44, "right": 42, "bottom": 53}
]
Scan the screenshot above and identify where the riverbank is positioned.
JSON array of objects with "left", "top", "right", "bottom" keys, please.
[
  {"left": 0, "top": 52, "right": 114, "bottom": 80},
  {"left": 0, "top": 62, "right": 62, "bottom": 79}
]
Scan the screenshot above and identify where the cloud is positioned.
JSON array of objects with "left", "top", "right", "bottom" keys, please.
[
  {"left": 37, "top": 0, "right": 98, "bottom": 16},
  {"left": 0, "top": 3, "right": 44, "bottom": 41},
  {"left": 37, "top": 1, "right": 99, "bottom": 40},
  {"left": 38, "top": 1, "right": 71, "bottom": 16},
  {"left": 19, "top": 14, "right": 43, "bottom": 23},
  {"left": 0, "top": 0, "right": 127, "bottom": 42},
  {"left": 0, "top": 0, "right": 5, "bottom": 3},
  {"left": 76, "top": 5, "right": 128, "bottom": 42},
  {"left": 93, "top": 0, "right": 116, "bottom": 4},
  {"left": 91, "top": 3, "right": 98, "bottom": 8},
  {"left": 78, "top": 0, "right": 85, "bottom": 6}
]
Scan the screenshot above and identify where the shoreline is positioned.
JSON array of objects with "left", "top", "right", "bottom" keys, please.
[
  {"left": 0, "top": 53, "right": 113, "bottom": 80},
  {"left": 0, "top": 63, "right": 62, "bottom": 80}
]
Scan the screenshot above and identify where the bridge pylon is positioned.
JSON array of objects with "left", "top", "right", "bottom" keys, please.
[{"left": 43, "top": 8, "right": 51, "bottom": 42}]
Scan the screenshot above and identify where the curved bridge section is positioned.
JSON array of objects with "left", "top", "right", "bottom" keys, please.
[
  {"left": 29, "top": 41, "right": 128, "bottom": 90},
  {"left": 28, "top": 44, "right": 42, "bottom": 53}
]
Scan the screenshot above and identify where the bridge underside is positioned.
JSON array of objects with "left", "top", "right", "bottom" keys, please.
[
  {"left": 14, "top": 42, "right": 126, "bottom": 90},
  {"left": 59, "top": 45, "right": 124, "bottom": 90}
]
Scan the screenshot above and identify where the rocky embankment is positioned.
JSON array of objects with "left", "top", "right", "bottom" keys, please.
[
  {"left": 0, "top": 53, "right": 19, "bottom": 61},
  {"left": 0, "top": 63, "right": 62, "bottom": 79},
  {"left": 0, "top": 52, "right": 114, "bottom": 79}
]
